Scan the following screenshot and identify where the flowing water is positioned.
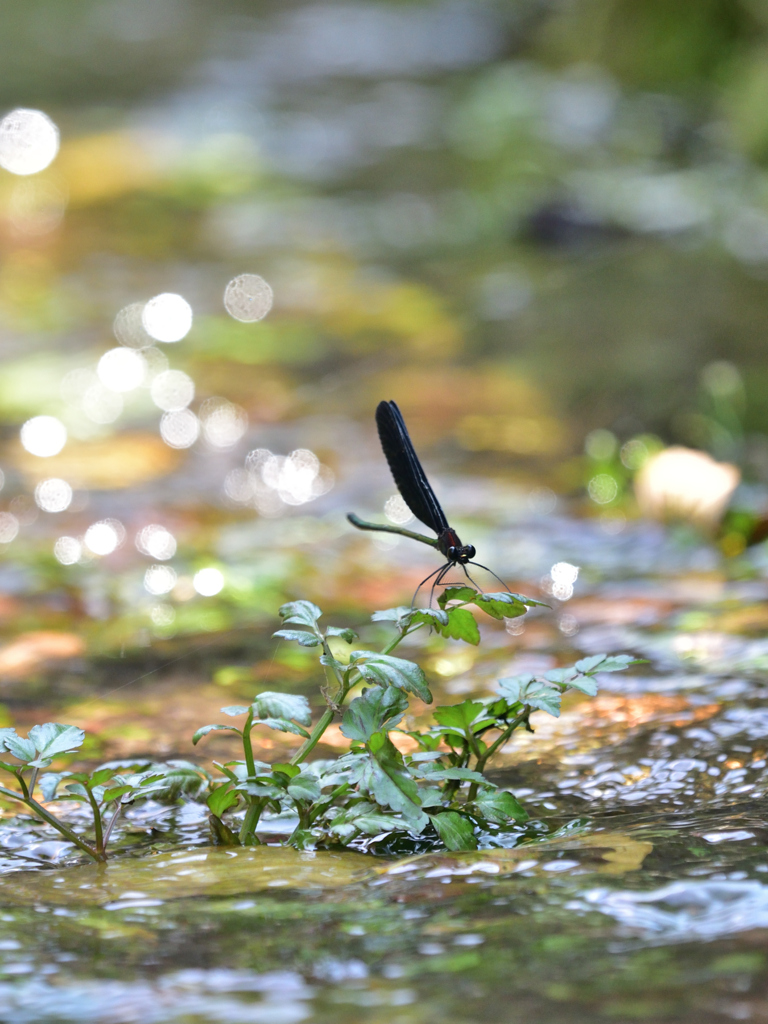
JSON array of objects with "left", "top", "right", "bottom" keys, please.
[{"left": 2, "top": 1, "right": 768, "bottom": 1021}]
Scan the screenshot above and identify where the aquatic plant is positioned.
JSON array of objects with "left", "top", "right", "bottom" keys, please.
[{"left": 195, "top": 593, "right": 637, "bottom": 851}]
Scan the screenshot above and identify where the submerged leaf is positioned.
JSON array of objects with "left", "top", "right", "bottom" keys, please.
[
  {"left": 475, "top": 789, "right": 529, "bottom": 824},
  {"left": 429, "top": 811, "right": 477, "bottom": 851}
]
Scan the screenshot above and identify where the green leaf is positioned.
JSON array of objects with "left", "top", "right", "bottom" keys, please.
[
  {"left": 220, "top": 706, "right": 250, "bottom": 717},
  {"left": 279, "top": 600, "right": 322, "bottom": 628},
  {"left": 414, "top": 763, "right": 487, "bottom": 783},
  {"left": 192, "top": 724, "right": 242, "bottom": 745},
  {"left": 496, "top": 676, "right": 562, "bottom": 717},
  {"left": 89, "top": 768, "right": 119, "bottom": 786},
  {"left": 207, "top": 784, "right": 239, "bottom": 817},
  {"left": 438, "top": 585, "right": 477, "bottom": 608},
  {"left": 475, "top": 789, "right": 529, "bottom": 824},
  {"left": 326, "top": 627, "right": 358, "bottom": 643},
  {"left": 28, "top": 723, "right": 85, "bottom": 759},
  {"left": 63, "top": 782, "right": 89, "bottom": 799},
  {"left": 371, "top": 607, "right": 412, "bottom": 627},
  {"left": 363, "top": 734, "right": 427, "bottom": 827},
  {"left": 102, "top": 785, "right": 134, "bottom": 803},
  {"left": 3, "top": 735, "right": 36, "bottom": 763},
  {"left": 433, "top": 700, "right": 487, "bottom": 734},
  {"left": 350, "top": 652, "right": 432, "bottom": 703},
  {"left": 252, "top": 692, "right": 312, "bottom": 726},
  {"left": 472, "top": 592, "right": 527, "bottom": 620},
  {"left": 429, "top": 811, "right": 478, "bottom": 851},
  {"left": 287, "top": 771, "right": 322, "bottom": 803},
  {"left": 348, "top": 812, "right": 405, "bottom": 835},
  {"left": 38, "top": 772, "right": 69, "bottom": 801},
  {"left": 0, "top": 728, "right": 16, "bottom": 753},
  {"left": 410, "top": 608, "right": 449, "bottom": 628},
  {"left": 271, "top": 763, "right": 300, "bottom": 779},
  {"left": 575, "top": 654, "right": 637, "bottom": 674},
  {"left": 340, "top": 686, "right": 408, "bottom": 743},
  {"left": 272, "top": 629, "right": 320, "bottom": 647},
  {"left": 259, "top": 717, "right": 310, "bottom": 737},
  {"left": 438, "top": 607, "right": 480, "bottom": 645}
]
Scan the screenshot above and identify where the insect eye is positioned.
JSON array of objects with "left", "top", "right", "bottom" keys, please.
[
  {"left": 448, "top": 546, "right": 457, "bottom": 558},
  {"left": 466, "top": 545, "right": 476, "bottom": 559}
]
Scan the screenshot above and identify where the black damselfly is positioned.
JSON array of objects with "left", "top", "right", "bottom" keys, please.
[{"left": 348, "top": 400, "right": 510, "bottom": 605}]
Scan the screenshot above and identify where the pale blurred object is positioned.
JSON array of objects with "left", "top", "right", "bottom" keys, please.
[
  {"left": 142, "top": 293, "right": 193, "bottom": 343},
  {"left": 135, "top": 524, "right": 177, "bottom": 561},
  {"left": 384, "top": 493, "right": 414, "bottom": 524},
  {"left": 194, "top": 567, "right": 224, "bottom": 596},
  {"left": 20, "top": 416, "right": 66, "bottom": 457},
  {"left": 0, "top": 109, "right": 59, "bottom": 175},
  {"left": 8, "top": 178, "right": 66, "bottom": 236},
  {"left": 224, "top": 274, "right": 274, "bottom": 322},
  {"left": 0, "top": 512, "right": 19, "bottom": 544},
  {"left": 549, "top": 561, "right": 579, "bottom": 601},
  {"left": 160, "top": 409, "right": 200, "bottom": 449},
  {"left": 97, "top": 347, "right": 146, "bottom": 392},
  {"left": 84, "top": 519, "right": 124, "bottom": 556},
  {"left": 54, "top": 536, "right": 81, "bottom": 565},
  {"left": 200, "top": 398, "right": 248, "bottom": 449},
  {"left": 144, "top": 564, "right": 177, "bottom": 596},
  {"left": 150, "top": 369, "right": 194, "bottom": 412},
  {"left": 229, "top": 447, "right": 335, "bottom": 514},
  {"left": 588, "top": 473, "right": 618, "bottom": 505},
  {"left": 34, "top": 478, "right": 73, "bottom": 513},
  {"left": 113, "top": 302, "right": 153, "bottom": 349},
  {"left": 634, "top": 447, "right": 740, "bottom": 528}
]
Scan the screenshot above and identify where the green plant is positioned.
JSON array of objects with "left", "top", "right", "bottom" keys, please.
[
  {"left": 0, "top": 723, "right": 208, "bottom": 862},
  {"left": 194, "top": 593, "right": 637, "bottom": 851}
]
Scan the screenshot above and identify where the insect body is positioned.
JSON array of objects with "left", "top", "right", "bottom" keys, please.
[{"left": 348, "top": 400, "right": 508, "bottom": 603}]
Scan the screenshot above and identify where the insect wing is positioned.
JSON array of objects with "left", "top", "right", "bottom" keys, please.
[{"left": 376, "top": 401, "right": 448, "bottom": 535}]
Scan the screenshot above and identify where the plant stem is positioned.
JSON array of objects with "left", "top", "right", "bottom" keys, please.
[
  {"left": 239, "top": 799, "right": 264, "bottom": 845},
  {"left": 242, "top": 709, "right": 256, "bottom": 779},
  {"left": 347, "top": 514, "right": 439, "bottom": 549},
  {"left": 467, "top": 710, "right": 530, "bottom": 802},
  {"left": 86, "top": 789, "right": 104, "bottom": 855},
  {"left": 28, "top": 767, "right": 38, "bottom": 797},
  {"left": 102, "top": 803, "right": 123, "bottom": 852},
  {"left": 24, "top": 794, "right": 103, "bottom": 862}
]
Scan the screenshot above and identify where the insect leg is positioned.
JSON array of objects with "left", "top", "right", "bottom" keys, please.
[
  {"left": 411, "top": 562, "right": 450, "bottom": 609},
  {"left": 428, "top": 561, "right": 453, "bottom": 609},
  {"left": 467, "top": 561, "right": 514, "bottom": 595}
]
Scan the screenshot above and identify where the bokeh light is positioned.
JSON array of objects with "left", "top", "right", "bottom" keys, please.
[
  {"left": 53, "top": 536, "right": 81, "bottom": 565},
  {"left": 0, "top": 109, "right": 59, "bottom": 175},
  {"left": 200, "top": 398, "right": 248, "bottom": 449},
  {"left": 84, "top": 520, "right": 125, "bottom": 556},
  {"left": 34, "top": 478, "right": 73, "bottom": 513},
  {"left": 160, "top": 409, "right": 200, "bottom": 448},
  {"left": 135, "top": 524, "right": 177, "bottom": 561},
  {"left": 97, "top": 348, "right": 146, "bottom": 393},
  {"left": 549, "top": 561, "right": 579, "bottom": 601},
  {"left": 144, "top": 564, "right": 178, "bottom": 596},
  {"left": 0, "top": 513, "right": 19, "bottom": 544},
  {"left": 193, "top": 567, "right": 224, "bottom": 596},
  {"left": 223, "top": 274, "right": 274, "bottom": 322},
  {"left": 20, "top": 416, "right": 67, "bottom": 457},
  {"left": 226, "top": 447, "right": 335, "bottom": 514},
  {"left": 150, "top": 369, "right": 195, "bottom": 412},
  {"left": 142, "top": 293, "right": 193, "bottom": 343},
  {"left": 384, "top": 494, "right": 414, "bottom": 524},
  {"left": 113, "top": 303, "right": 153, "bottom": 349},
  {"left": 587, "top": 473, "right": 618, "bottom": 505}
]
